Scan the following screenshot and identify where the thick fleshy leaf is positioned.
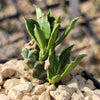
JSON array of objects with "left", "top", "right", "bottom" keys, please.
[
  {"left": 34, "top": 25, "right": 47, "bottom": 52},
  {"left": 57, "top": 45, "right": 74, "bottom": 74},
  {"left": 37, "top": 16, "right": 51, "bottom": 40},
  {"left": 49, "top": 48, "right": 60, "bottom": 74},
  {"left": 47, "top": 10, "right": 55, "bottom": 31},
  {"left": 48, "top": 74, "right": 61, "bottom": 84},
  {"left": 61, "top": 54, "right": 87, "bottom": 78},
  {"left": 54, "top": 16, "right": 61, "bottom": 24},
  {"left": 47, "top": 24, "right": 60, "bottom": 50},
  {"left": 25, "top": 18, "right": 39, "bottom": 45},
  {"left": 21, "top": 49, "right": 36, "bottom": 68},
  {"left": 47, "top": 9, "right": 53, "bottom": 17},
  {"left": 22, "top": 49, "right": 36, "bottom": 61},
  {"left": 55, "top": 17, "right": 79, "bottom": 46},
  {"left": 22, "top": 49, "right": 28, "bottom": 58},
  {"left": 34, "top": 5, "right": 43, "bottom": 19},
  {"left": 47, "top": 9, "right": 55, "bottom": 24},
  {"left": 39, "top": 50, "right": 48, "bottom": 61},
  {"left": 49, "top": 48, "right": 55, "bottom": 73},
  {"left": 47, "top": 70, "right": 61, "bottom": 84}
]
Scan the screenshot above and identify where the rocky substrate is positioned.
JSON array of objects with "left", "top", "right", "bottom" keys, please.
[{"left": 0, "top": 60, "right": 100, "bottom": 100}]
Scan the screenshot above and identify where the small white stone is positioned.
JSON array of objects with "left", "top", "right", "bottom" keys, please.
[
  {"left": 78, "top": 77, "right": 86, "bottom": 90},
  {"left": 20, "top": 76, "right": 27, "bottom": 83},
  {"left": 4, "top": 78, "right": 20, "bottom": 90},
  {"left": 0, "top": 86, "right": 1, "bottom": 90},
  {"left": 0, "top": 74, "right": 3, "bottom": 85},
  {"left": 0, "top": 94, "right": 11, "bottom": 100},
  {"left": 31, "top": 85, "right": 46, "bottom": 95},
  {"left": 82, "top": 87, "right": 94, "bottom": 96},
  {"left": 85, "top": 96, "right": 93, "bottom": 100},
  {"left": 58, "top": 85, "right": 75, "bottom": 96},
  {"left": 50, "top": 89, "right": 71, "bottom": 100},
  {"left": 11, "top": 82, "right": 33, "bottom": 93},
  {"left": 1, "top": 66, "right": 16, "bottom": 78},
  {"left": 66, "top": 78, "right": 78, "bottom": 89},
  {"left": 94, "top": 89, "right": 100, "bottom": 97},
  {"left": 85, "top": 79, "right": 96, "bottom": 90},
  {"left": 46, "top": 84, "right": 56, "bottom": 93},
  {"left": 15, "top": 60, "right": 25, "bottom": 71},
  {"left": 22, "top": 95, "right": 32, "bottom": 100},
  {"left": 39, "top": 92, "right": 51, "bottom": 100},
  {"left": 31, "top": 95, "right": 39, "bottom": 100},
  {"left": 71, "top": 93, "right": 84, "bottom": 100},
  {"left": 91, "top": 95, "right": 100, "bottom": 100},
  {"left": 4, "top": 59, "right": 17, "bottom": 66},
  {"left": 14, "top": 71, "right": 21, "bottom": 78},
  {"left": 81, "top": 87, "right": 100, "bottom": 100},
  {"left": 8, "top": 82, "right": 33, "bottom": 99},
  {"left": 8, "top": 89, "right": 23, "bottom": 100},
  {"left": 67, "top": 78, "right": 84, "bottom": 97}
]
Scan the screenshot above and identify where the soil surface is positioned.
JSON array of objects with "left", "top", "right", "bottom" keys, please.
[{"left": 0, "top": 59, "right": 100, "bottom": 100}]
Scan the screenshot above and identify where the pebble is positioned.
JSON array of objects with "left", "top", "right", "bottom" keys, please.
[
  {"left": 94, "top": 89, "right": 100, "bottom": 97},
  {"left": 39, "top": 92, "right": 51, "bottom": 100},
  {"left": 4, "top": 78, "right": 20, "bottom": 90},
  {"left": 0, "top": 94, "right": 11, "bottom": 100},
  {"left": 1, "top": 66, "right": 16, "bottom": 78},
  {"left": 0, "top": 75, "right": 3, "bottom": 85},
  {"left": 71, "top": 93, "right": 84, "bottom": 100},
  {"left": 8, "top": 89, "right": 23, "bottom": 100},
  {"left": 50, "top": 89, "right": 71, "bottom": 100},
  {"left": 31, "top": 84, "right": 46, "bottom": 95},
  {"left": 22, "top": 95, "right": 32, "bottom": 100},
  {"left": 8, "top": 82, "right": 33, "bottom": 99},
  {"left": 46, "top": 84, "right": 56, "bottom": 93},
  {"left": 31, "top": 95, "right": 39, "bottom": 100}
]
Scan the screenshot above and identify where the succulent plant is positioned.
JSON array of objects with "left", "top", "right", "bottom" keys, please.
[
  {"left": 22, "top": 5, "right": 87, "bottom": 84},
  {"left": 47, "top": 46, "right": 86, "bottom": 84},
  {"left": 22, "top": 40, "right": 46, "bottom": 83}
]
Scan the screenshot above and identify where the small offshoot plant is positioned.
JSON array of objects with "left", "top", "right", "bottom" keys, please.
[{"left": 22, "top": 5, "right": 87, "bottom": 84}]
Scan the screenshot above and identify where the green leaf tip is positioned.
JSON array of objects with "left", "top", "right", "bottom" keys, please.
[
  {"left": 34, "top": 5, "right": 43, "bottom": 19},
  {"left": 55, "top": 17, "right": 79, "bottom": 46},
  {"left": 37, "top": 16, "right": 51, "bottom": 40},
  {"left": 25, "top": 18, "right": 39, "bottom": 45},
  {"left": 34, "top": 25, "right": 47, "bottom": 51},
  {"left": 47, "top": 24, "right": 60, "bottom": 50},
  {"left": 61, "top": 54, "right": 87, "bottom": 78}
]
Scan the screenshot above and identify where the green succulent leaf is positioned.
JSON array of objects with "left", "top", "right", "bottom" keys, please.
[
  {"left": 34, "top": 25, "right": 47, "bottom": 52},
  {"left": 48, "top": 48, "right": 55, "bottom": 73},
  {"left": 39, "top": 71, "right": 47, "bottom": 80},
  {"left": 34, "top": 5, "right": 43, "bottom": 19},
  {"left": 25, "top": 18, "right": 39, "bottom": 45},
  {"left": 21, "top": 49, "right": 29, "bottom": 59},
  {"left": 21, "top": 49, "right": 37, "bottom": 68},
  {"left": 37, "top": 16, "right": 51, "bottom": 40},
  {"left": 47, "top": 9, "right": 55, "bottom": 24},
  {"left": 47, "top": 24, "right": 60, "bottom": 50},
  {"left": 55, "top": 17, "right": 79, "bottom": 46},
  {"left": 39, "top": 50, "right": 48, "bottom": 61},
  {"left": 47, "top": 70, "right": 61, "bottom": 84},
  {"left": 49, "top": 49, "right": 60, "bottom": 74},
  {"left": 61, "top": 54, "right": 87, "bottom": 78},
  {"left": 54, "top": 16, "right": 61, "bottom": 24},
  {"left": 57, "top": 45, "right": 74, "bottom": 74},
  {"left": 22, "top": 49, "right": 36, "bottom": 61},
  {"left": 47, "top": 9, "right": 53, "bottom": 17}
]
